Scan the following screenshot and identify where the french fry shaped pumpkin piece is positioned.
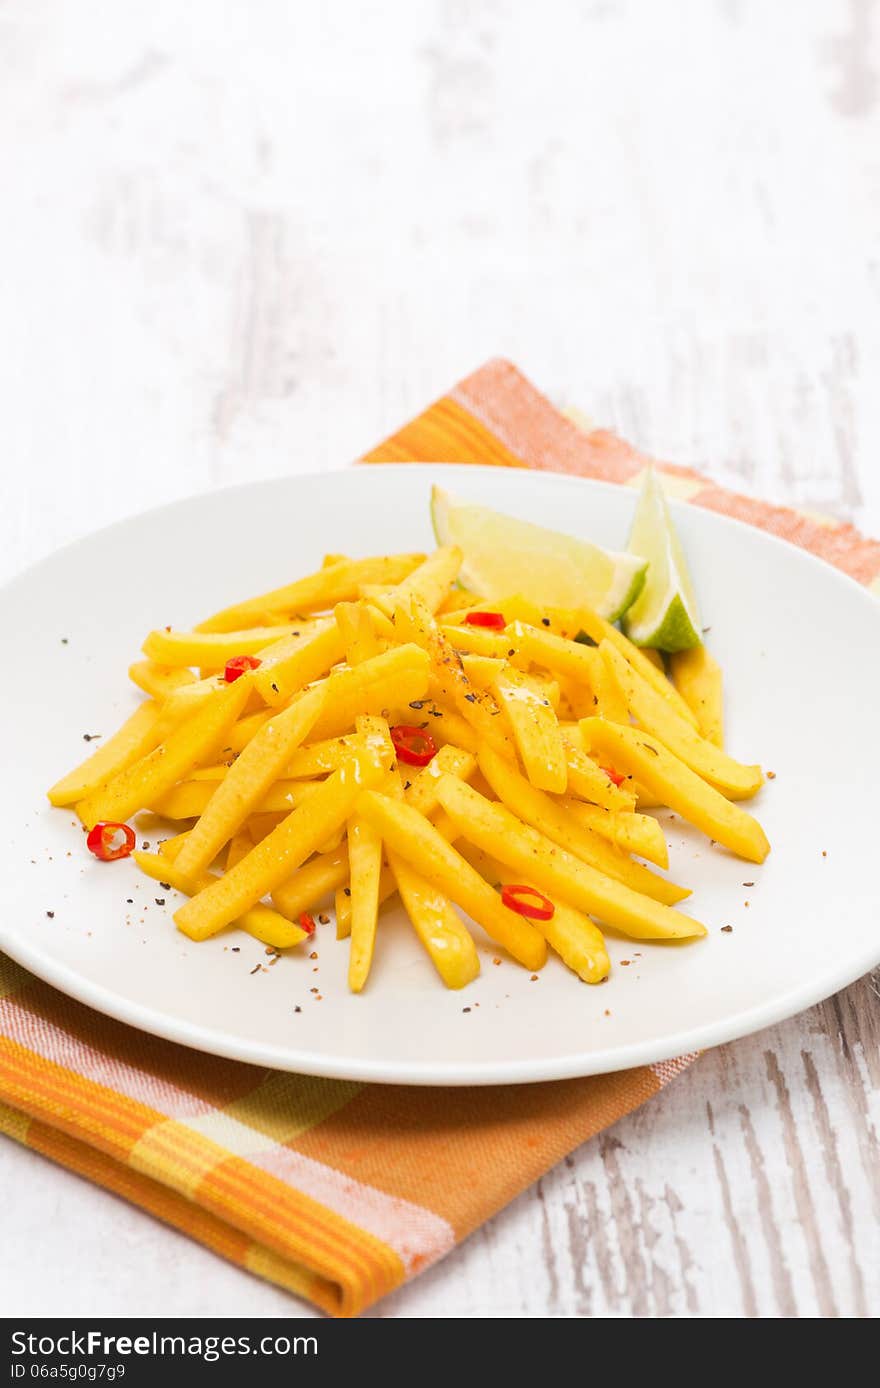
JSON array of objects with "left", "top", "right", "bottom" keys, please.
[
  {"left": 421, "top": 696, "right": 480, "bottom": 755},
  {"left": 599, "top": 641, "right": 762, "bottom": 799},
  {"left": 563, "top": 799, "right": 669, "bottom": 869},
  {"left": 150, "top": 778, "right": 320, "bottom": 820},
  {"left": 355, "top": 791, "right": 547, "bottom": 970},
  {"left": 174, "top": 685, "right": 326, "bottom": 877},
  {"left": 436, "top": 588, "right": 482, "bottom": 616},
  {"left": 253, "top": 620, "right": 347, "bottom": 707},
  {"left": 478, "top": 747, "right": 687, "bottom": 905},
  {"left": 402, "top": 744, "right": 477, "bottom": 814},
  {"left": 223, "top": 708, "right": 275, "bottom": 754},
  {"left": 334, "top": 864, "right": 396, "bottom": 941},
  {"left": 580, "top": 717, "right": 770, "bottom": 863},
  {"left": 403, "top": 596, "right": 515, "bottom": 760},
  {"left": 174, "top": 743, "right": 389, "bottom": 940},
  {"left": 225, "top": 829, "right": 254, "bottom": 871},
  {"left": 438, "top": 623, "right": 523, "bottom": 660},
  {"left": 459, "top": 654, "right": 505, "bottom": 689},
  {"left": 346, "top": 813, "right": 384, "bottom": 992},
  {"left": 157, "top": 829, "right": 191, "bottom": 861},
  {"left": 491, "top": 665, "right": 567, "bottom": 794},
  {"left": 134, "top": 851, "right": 309, "bottom": 949},
  {"left": 156, "top": 676, "right": 248, "bottom": 734},
  {"left": 272, "top": 846, "right": 350, "bottom": 920},
  {"left": 460, "top": 844, "right": 609, "bottom": 984},
  {"left": 562, "top": 736, "right": 638, "bottom": 812},
  {"left": 589, "top": 652, "right": 630, "bottom": 724},
  {"left": 435, "top": 775, "right": 706, "bottom": 941},
  {"left": 307, "top": 644, "right": 431, "bottom": 741},
  {"left": 389, "top": 850, "right": 480, "bottom": 989},
  {"left": 285, "top": 734, "right": 364, "bottom": 778},
  {"left": 512, "top": 617, "right": 699, "bottom": 729},
  {"left": 76, "top": 676, "right": 253, "bottom": 829},
  {"left": 334, "top": 747, "right": 474, "bottom": 939},
  {"left": 346, "top": 713, "right": 399, "bottom": 990},
  {"left": 128, "top": 661, "right": 198, "bottom": 700},
  {"left": 371, "top": 546, "right": 463, "bottom": 619},
  {"left": 669, "top": 644, "right": 725, "bottom": 748},
  {"left": 48, "top": 700, "right": 163, "bottom": 807},
  {"left": 196, "top": 553, "right": 425, "bottom": 633},
  {"left": 334, "top": 601, "right": 384, "bottom": 665},
  {"left": 142, "top": 625, "right": 300, "bottom": 669}
]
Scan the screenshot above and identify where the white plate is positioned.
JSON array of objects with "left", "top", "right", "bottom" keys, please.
[{"left": 2, "top": 464, "right": 879, "bottom": 1085}]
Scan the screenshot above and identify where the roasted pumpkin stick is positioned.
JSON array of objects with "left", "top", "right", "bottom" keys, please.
[{"left": 580, "top": 718, "right": 770, "bottom": 863}]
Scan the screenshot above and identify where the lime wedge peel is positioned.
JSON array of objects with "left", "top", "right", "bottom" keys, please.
[
  {"left": 621, "top": 468, "right": 701, "bottom": 652},
  {"left": 430, "top": 487, "right": 648, "bottom": 623}
]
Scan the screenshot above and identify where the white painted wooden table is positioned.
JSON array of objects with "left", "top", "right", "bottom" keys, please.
[{"left": 1, "top": 0, "right": 877, "bottom": 1319}]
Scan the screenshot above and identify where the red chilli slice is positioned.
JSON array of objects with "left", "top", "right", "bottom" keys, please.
[
  {"left": 601, "top": 765, "right": 626, "bottom": 787},
  {"left": 224, "top": 655, "right": 262, "bottom": 682},
  {"left": 299, "top": 912, "right": 316, "bottom": 936},
  {"left": 86, "top": 821, "right": 136, "bottom": 862},
  {"left": 390, "top": 724, "right": 437, "bottom": 767},
  {"left": 501, "top": 883, "right": 555, "bottom": 921},
  {"left": 464, "top": 611, "right": 506, "bottom": 630}
]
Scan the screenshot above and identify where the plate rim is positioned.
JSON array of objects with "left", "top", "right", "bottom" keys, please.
[{"left": 3, "top": 463, "right": 880, "bottom": 1085}]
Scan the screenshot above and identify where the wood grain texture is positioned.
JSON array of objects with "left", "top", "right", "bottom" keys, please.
[{"left": 0, "top": 0, "right": 877, "bottom": 1318}]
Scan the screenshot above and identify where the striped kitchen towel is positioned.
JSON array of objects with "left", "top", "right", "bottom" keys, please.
[{"left": 2, "top": 360, "right": 878, "bottom": 1318}]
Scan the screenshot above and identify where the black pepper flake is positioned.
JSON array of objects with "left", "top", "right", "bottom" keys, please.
[
  {"left": 249, "top": 964, "right": 261, "bottom": 974},
  {"left": 574, "top": 630, "right": 597, "bottom": 646},
  {"left": 541, "top": 617, "right": 551, "bottom": 627},
  {"left": 46, "top": 910, "right": 54, "bottom": 919},
  {"left": 408, "top": 700, "right": 425, "bottom": 710},
  {"left": 822, "top": 850, "right": 827, "bottom": 858},
  {"left": 429, "top": 707, "right": 442, "bottom": 717},
  {"left": 462, "top": 1007, "right": 471, "bottom": 1013},
  {"left": 61, "top": 637, "right": 68, "bottom": 644},
  {"left": 231, "top": 946, "right": 240, "bottom": 952},
  {"left": 721, "top": 925, "right": 733, "bottom": 933},
  {"left": 294, "top": 1005, "right": 302, "bottom": 1013},
  {"left": 271, "top": 682, "right": 279, "bottom": 693},
  {"left": 742, "top": 882, "right": 754, "bottom": 888},
  {"left": 403, "top": 780, "right": 412, "bottom": 791},
  {"left": 82, "top": 733, "right": 102, "bottom": 742},
  {"left": 159, "top": 882, "right": 171, "bottom": 891},
  {"left": 126, "top": 898, "right": 133, "bottom": 904},
  {"left": 508, "top": 648, "right": 516, "bottom": 657},
  {"left": 142, "top": 841, "right": 150, "bottom": 850},
  {"left": 343, "top": 887, "right": 351, "bottom": 896},
  {"left": 464, "top": 692, "right": 476, "bottom": 703},
  {"left": 154, "top": 898, "right": 165, "bottom": 907}
]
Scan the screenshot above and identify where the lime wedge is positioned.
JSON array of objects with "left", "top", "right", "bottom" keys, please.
[
  {"left": 430, "top": 486, "right": 647, "bottom": 621},
  {"left": 621, "top": 468, "right": 701, "bottom": 651}
]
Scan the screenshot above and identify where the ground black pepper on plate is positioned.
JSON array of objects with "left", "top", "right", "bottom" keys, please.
[{"left": 46, "top": 910, "right": 54, "bottom": 918}]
